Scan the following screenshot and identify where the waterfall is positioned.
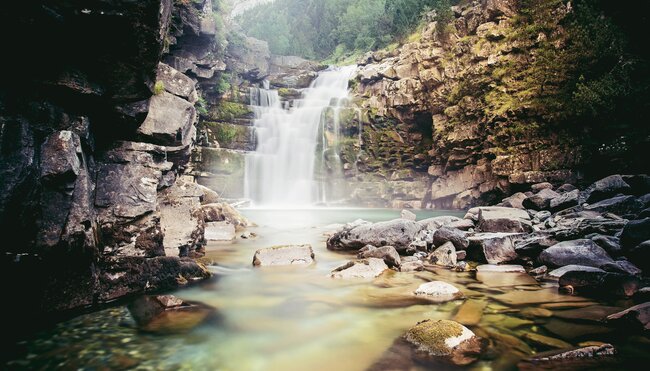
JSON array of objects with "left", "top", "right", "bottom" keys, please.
[{"left": 245, "top": 65, "right": 357, "bottom": 207}]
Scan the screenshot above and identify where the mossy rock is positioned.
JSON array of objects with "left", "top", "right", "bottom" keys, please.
[
  {"left": 404, "top": 319, "right": 483, "bottom": 366},
  {"left": 209, "top": 101, "right": 253, "bottom": 121}
]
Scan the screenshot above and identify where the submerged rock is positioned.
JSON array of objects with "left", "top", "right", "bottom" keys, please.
[
  {"left": 326, "top": 219, "right": 419, "bottom": 252},
  {"left": 414, "top": 281, "right": 464, "bottom": 302},
  {"left": 358, "top": 245, "right": 401, "bottom": 268},
  {"left": 127, "top": 295, "right": 215, "bottom": 334},
  {"left": 253, "top": 245, "right": 315, "bottom": 266},
  {"left": 522, "top": 332, "right": 572, "bottom": 350},
  {"left": 476, "top": 264, "right": 526, "bottom": 273},
  {"left": 606, "top": 302, "right": 650, "bottom": 332},
  {"left": 330, "top": 258, "right": 388, "bottom": 279}
]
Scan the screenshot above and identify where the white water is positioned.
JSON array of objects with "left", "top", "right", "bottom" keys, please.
[{"left": 245, "top": 65, "right": 357, "bottom": 207}]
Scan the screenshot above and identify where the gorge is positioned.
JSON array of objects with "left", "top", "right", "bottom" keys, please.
[{"left": 1, "top": 0, "right": 650, "bottom": 370}]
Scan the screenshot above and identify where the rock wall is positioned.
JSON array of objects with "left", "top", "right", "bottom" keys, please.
[
  {"left": 344, "top": 0, "right": 585, "bottom": 209},
  {"left": 0, "top": 0, "right": 223, "bottom": 317}
]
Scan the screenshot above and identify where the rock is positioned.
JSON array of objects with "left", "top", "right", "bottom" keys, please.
[
  {"left": 493, "top": 288, "right": 593, "bottom": 306},
  {"left": 520, "top": 307, "right": 554, "bottom": 318},
  {"left": 156, "top": 63, "right": 197, "bottom": 102},
  {"left": 522, "top": 333, "right": 572, "bottom": 350},
  {"left": 428, "top": 242, "right": 457, "bottom": 267},
  {"left": 401, "top": 260, "right": 424, "bottom": 272},
  {"left": 453, "top": 300, "right": 487, "bottom": 326},
  {"left": 456, "top": 250, "right": 467, "bottom": 260},
  {"left": 467, "top": 233, "right": 522, "bottom": 264},
  {"left": 602, "top": 260, "right": 642, "bottom": 276},
  {"left": 447, "top": 219, "right": 475, "bottom": 231},
  {"left": 514, "top": 233, "right": 558, "bottom": 257},
  {"left": 40, "top": 130, "right": 82, "bottom": 183},
  {"left": 559, "top": 270, "right": 641, "bottom": 297},
  {"left": 529, "top": 265, "right": 548, "bottom": 276},
  {"left": 253, "top": 245, "right": 315, "bottom": 266},
  {"left": 330, "top": 258, "right": 388, "bottom": 279},
  {"left": 606, "top": 302, "right": 650, "bottom": 332},
  {"left": 519, "top": 344, "right": 616, "bottom": 370},
  {"left": 137, "top": 92, "right": 196, "bottom": 147},
  {"left": 433, "top": 227, "right": 469, "bottom": 250},
  {"left": 550, "top": 190, "right": 579, "bottom": 213},
  {"left": 628, "top": 240, "right": 650, "bottom": 272},
  {"left": 557, "top": 184, "right": 578, "bottom": 193},
  {"left": 358, "top": 245, "right": 401, "bottom": 268},
  {"left": 403, "top": 320, "right": 482, "bottom": 366},
  {"left": 400, "top": 209, "right": 417, "bottom": 221},
  {"left": 127, "top": 295, "right": 214, "bottom": 334},
  {"left": 523, "top": 188, "right": 561, "bottom": 211},
  {"left": 582, "top": 175, "right": 631, "bottom": 203},
  {"left": 204, "top": 221, "right": 235, "bottom": 241},
  {"left": 477, "top": 207, "right": 532, "bottom": 233},
  {"left": 200, "top": 203, "right": 250, "bottom": 231},
  {"left": 418, "top": 216, "right": 463, "bottom": 230},
  {"left": 158, "top": 180, "right": 205, "bottom": 257},
  {"left": 476, "top": 264, "right": 526, "bottom": 273},
  {"left": 534, "top": 210, "right": 552, "bottom": 223},
  {"left": 327, "top": 219, "right": 420, "bottom": 252},
  {"left": 414, "top": 281, "right": 464, "bottom": 302},
  {"left": 589, "top": 234, "right": 622, "bottom": 257},
  {"left": 584, "top": 195, "right": 644, "bottom": 217},
  {"left": 499, "top": 192, "right": 527, "bottom": 209},
  {"left": 547, "top": 265, "right": 606, "bottom": 279},
  {"left": 620, "top": 218, "right": 650, "bottom": 250},
  {"left": 532, "top": 182, "right": 554, "bottom": 192},
  {"left": 539, "top": 239, "right": 615, "bottom": 269},
  {"left": 554, "top": 305, "right": 624, "bottom": 322},
  {"left": 552, "top": 212, "right": 627, "bottom": 240}
]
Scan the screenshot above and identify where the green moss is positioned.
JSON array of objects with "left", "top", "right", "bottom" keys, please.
[
  {"left": 211, "top": 101, "right": 251, "bottom": 121},
  {"left": 153, "top": 81, "right": 165, "bottom": 95},
  {"left": 404, "top": 320, "right": 464, "bottom": 355}
]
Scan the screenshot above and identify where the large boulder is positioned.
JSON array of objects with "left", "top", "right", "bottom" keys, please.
[
  {"left": 523, "top": 188, "right": 561, "bottom": 211},
  {"left": 428, "top": 242, "right": 457, "bottom": 267},
  {"left": 327, "top": 219, "right": 420, "bottom": 252},
  {"left": 498, "top": 192, "right": 527, "bottom": 209},
  {"left": 433, "top": 227, "right": 469, "bottom": 250},
  {"left": 253, "top": 245, "right": 315, "bottom": 266},
  {"left": 607, "top": 302, "right": 650, "bottom": 332},
  {"left": 549, "top": 189, "right": 579, "bottom": 211},
  {"left": 330, "top": 258, "right": 388, "bottom": 279},
  {"left": 358, "top": 245, "right": 401, "bottom": 268},
  {"left": 581, "top": 175, "right": 631, "bottom": 203},
  {"left": 476, "top": 207, "right": 532, "bottom": 233},
  {"left": 538, "top": 239, "right": 615, "bottom": 268},
  {"left": 620, "top": 218, "right": 650, "bottom": 250},
  {"left": 156, "top": 63, "right": 198, "bottom": 102},
  {"left": 467, "top": 233, "right": 523, "bottom": 264},
  {"left": 584, "top": 195, "right": 644, "bottom": 217},
  {"left": 137, "top": 92, "right": 196, "bottom": 147}
]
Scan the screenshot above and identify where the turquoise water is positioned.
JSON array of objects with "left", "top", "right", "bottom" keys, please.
[{"left": 4, "top": 209, "right": 648, "bottom": 370}]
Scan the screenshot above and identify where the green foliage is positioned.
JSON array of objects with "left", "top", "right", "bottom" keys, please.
[
  {"left": 153, "top": 81, "right": 165, "bottom": 95},
  {"left": 215, "top": 72, "right": 232, "bottom": 95},
  {"left": 196, "top": 96, "right": 209, "bottom": 116},
  {"left": 237, "top": 0, "right": 457, "bottom": 61},
  {"left": 212, "top": 101, "right": 251, "bottom": 121}
]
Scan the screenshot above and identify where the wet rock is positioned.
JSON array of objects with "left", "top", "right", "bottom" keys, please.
[
  {"left": 539, "top": 239, "right": 615, "bottom": 269},
  {"left": 418, "top": 216, "right": 463, "bottom": 230},
  {"left": 200, "top": 203, "right": 251, "bottom": 231},
  {"left": 518, "top": 344, "right": 616, "bottom": 370},
  {"left": 400, "top": 209, "right": 416, "bottom": 221},
  {"left": 529, "top": 265, "right": 548, "bottom": 276},
  {"left": 589, "top": 234, "right": 622, "bottom": 257},
  {"left": 606, "top": 302, "right": 650, "bottom": 332},
  {"left": 547, "top": 265, "right": 606, "bottom": 279},
  {"left": 477, "top": 207, "right": 532, "bottom": 233},
  {"left": 330, "top": 258, "right": 388, "bottom": 279},
  {"left": 127, "top": 295, "right": 214, "bottom": 334},
  {"left": 584, "top": 195, "right": 644, "bottom": 217},
  {"left": 620, "top": 218, "right": 650, "bottom": 251},
  {"left": 476, "top": 264, "right": 526, "bottom": 273},
  {"left": 136, "top": 92, "right": 196, "bottom": 147},
  {"left": 204, "top": 221, "right": 235, "bottom": 241},
  {"left": 522, "top": 333, "right": 572, "bottom": 350},
  {"left": 468, "top": 233, "right": 523, "bottom": 264},
  {"left": 453, "top": 300, "right": 487, "bottom": 326},
  {"left": 358, "top": 245, "right": 401, "bottom": 268},
  {"left": 602, "top": 260, "right": 642, "bottom": 276},
  {"left": 493, "top": 288, "right": 593, "bottom": 306},
  {"left": 414, "top": 281, "right": 464, "bottom": 302},
  {"left": 428, "top": 242, "right": 457, "bottom": 267},
  {"left": 550, "top": 189, "right": 579, "bottom": 211},
  {"left": 558, "top": 270, "right": 640, "bottom": 298},
  {"left": 532, "top": 182, "right": 554, "bottom": 192},
  {"left": 403, "top": 320, "right": 483, "bottom": 366},
  {"left": 554, "top": 305, "right": 623, "bottom": 322},
  {"left": 523, "top": 188, "right": 561, "bottom": 211},
  {"left": 401, "top": 260, "right": 424, "bottom": 272},
  {"left": 582, "top": 175, "right": 631, "bottom": 203},
  {"left": 514, "top": 232, "right": 558, "bottom": 257},
  {"left": 253, "top": 244, "right": 315, "bottom": 266},
  {"left": 326, "top": 219, "right": 420, "bottom": 252},
  {"left": 499, "top": 192, "right": 527, "bottom": 209},
  {"left": 433, "top": 227, "right": 469, "bottom": 250}
]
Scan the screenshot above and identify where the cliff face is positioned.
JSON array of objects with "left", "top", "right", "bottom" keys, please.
[
  {"left": 0, "top": 0, "right": 223, "bottom": 317},
  {"left": 343, "top": 0, "right": 584, "bottom": 209}
]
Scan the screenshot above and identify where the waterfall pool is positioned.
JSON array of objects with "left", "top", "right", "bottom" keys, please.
[{"left": 4, "top": 209, "right": 649, "bottom": 370}]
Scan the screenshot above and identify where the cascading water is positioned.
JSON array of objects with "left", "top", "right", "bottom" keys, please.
[{"left": 245, "top": 65, "right": 357, "bottom": 207}]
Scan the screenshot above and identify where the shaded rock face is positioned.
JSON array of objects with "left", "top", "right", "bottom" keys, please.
[
  {"left": 538, "top": 239, "right": 615, "bottom": 269},
  {"left": 0, "top": 0, "right": 218, "bottom": 316}
]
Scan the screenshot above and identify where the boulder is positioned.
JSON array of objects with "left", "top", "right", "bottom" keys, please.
[
  {"left": 418, "top": 216, "right": 462, "bottom": 230},
  {"left": 499, "top": 192, "right": 527, "bottom": 209},
  {"left": 514, "top": 232, "right": 558, "bottom": 257},
  {"left": 582, "top": 175, "right": 631, "bottom": 203},
  {"left": 127, "top": 295, "right": 214, "bottom": 334},
  {"left": 327, "top": 219, "right": 420, "bottom": 252},
  {"left": 428, "top": 242, "right": 457, "bottom": 267},
  {"left": 156, "top": 63, "right": 197, "bottom": 102},
  {"left": 547, "top": 265, "right": 606, "bottom": 279},
  {"left": 467, "top": 233, "right": 522, "bottom": 264},
  {"left": 589, "top": 234, "right": 622, "bottom": 257},
  {"left": 253, "top": 245, "right": 315, "bottom": 266},
  {"left": 551, "top": 190, "right": 579, "bottom": 212},
  {"left": 602, "top": 260, "right": 642, "bottom": 276},
  {"left": 358, "top": 245, "right": 401, "bottom": 268},
  {"left": 40, "top": 130, "right": 81, "bottom": 183},
  {"left": 204, "top": 221, "right": 235, "bottom": 241},
  {"left": 477, "top": 207, "right": 532, "bottom": 233},
  {"left": 401, "top": 209, "right": 417, "bottom": 221},
  {"left": 447, "top": 219, "right": 475, "bottom": 231},
  {"left": 414, "top": 281, "right": 464, "bottom": 302},
  {"left": 558, "top": 270, "right": 640, "bottom": 298},
  {"left": 137, "top": 92, "right": 196, "bottom": 147},
  {"left": 158, "top": 180, "right": 205, "bottom": 257},
  {"left": 330, "top": 258, "right": 388, "bottom": 279},
  {"left": 606, "top": 302, "right": 650, "bottom": 332},
  {"left": 584, "top": 195, "right": 644, "bottom": 217},
  {"left": 620, "top": 218, "right": 650, "bottom": 250},
  {"left": 557, "top": 184, "right": 578, "bottom": 193},
  {"left": 531, "top": 182, "right": 553, "bottom": 192},
  {"left": 401, "top": 260, "right": 424, "bottom": 272},
  {"left": 628, "top": 240, "right": 650, "bottom": 272},
  {"left": 200, "top": 203, "right": 250, "bottom": 231},
  {"left": 523, "top": 188, "right": 561, "bottom": 210},
  {"left": 433, "top": 227, "right": 469, "bottom": 250},
  {"left": 539, "top": 239, "right": 615, "bottom": 268},
  {"left": 404, "top": 320, "right": 482, "bottom": 365}
]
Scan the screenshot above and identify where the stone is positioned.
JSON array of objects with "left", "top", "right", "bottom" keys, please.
[
  {"left": 253, "top": 244, "right": 315, "bottom": 267},
  {"left": 433, "top": 227, "right": 469, "bottom": 250},
  {"left": 400, "top": 209, "right": 417, "bottom": 221},
  {"left": 518, "top": 344, "right": 616, "bottom": 369},
  {"left": 40, "top": 130, "right": 81, "bottom": 183},
  {"left": 477, "top": 207, "right": 532, "bottom": 233},
  {"left": 358, "top": 245, "right": 401, "bottom": 268},
  {"left": 414, "top": 281, "right": 464, "bottom": 302},
  {"left": 539, "top": 239, "right": 615, "bottom": 268},
  {"left": 327, "top": 219, "right": 420, "bottom": 252},
  {"left": 514, "top": 233, "right": 558, "bottom": 257},
  {"left": 403, "top": 320, "right": 483, "bottom": 366},
  {"left": 559, "top": 270, "right": 640, "bottom": 298},
  {"left": 493, "top": 288, "right": 592, "bottom": 306},
  {"left": 330, "top": 258, "right": 388, "bottom": 279},
  {"left": 523, "top": 188, "right": 561, "bottom": 210},
  {"left": 582, "top": 175, "right": 631, "bottom": 203},
  {"left": 204, "top": 221, "right": 235, "bottom": 241},
  {"left": 428, "top": 242, "right": 457, "bottom": 267},
  {"left": 453, "top": 300, "right": 487, "bottom": 326},
  {"left": 401, "top": 260, "right": 424, "bottom": 272},
  {"left": 620, "top": 218, "right": 650, "bottom": 250},
  {"left": 95, "top": 163, "right": 160, "bottom": 220},
  {"left": 529, "top": 265, "right": 547, "bottom": 276},
  {"left": 156, "top": 63, "right": 197, "bottom": 102},
  {"left": 127, "top": 295, "right": 214, "bottom": 334},
  {"left": 628, "top": 240, "right": 650, "bottom": 271},
  {"left": 522, "top": 333, "right": 572, "bottom": 350},
  {"left": 590, "top": 234, "right": 622, "bottom": 257},
  {"left": 606, "top": 302, "right": 650, "bottom": 332},
  {"left": 418, "top": 216, "right": 463, "bottom": 230},
  {"left": 159, "top": 180, "right": 205, "bottom": 256},
  {"left": 200, "top": 203, "right": 250, "bottom": 231},
  {"left": 531, "top": 182, "right": 553, "bottom": 192},
  {"left": 557, "top": 184, "right": 578, "bottom": 193},
  {"left": 602, "top": 260, "right": 642, "bottom": 276},
  {"left": 467, "top": 233, "right": 522, "bottom": 264},
  {"left": 550, "top": 189, "right": 580, "bottom": 211},
  {"left": 554, "top": 305, "right": 624, "bottom": 322},
  {"left": 547, "top": 265, "right": 606, "bottom": 279},
  {"left": 476, "top": 264, "right": 526, "bottom": 273},
  {"left": 137, "top": 92, "right": 196, "bottom": 147},
  {"left": 456, "top": 250, "right": 467, "bottom": 260},
  {"left": 534, "top": 210, "right": 551, "bottom": 222},
  {"left": 447, "top": 219, "right": 475, "bottom": 231},
  {"left": 584, "top": 195, "right": 644, "bottom": 217},
  {"left": 499, "top": 192, "right": 527, "bottom": 209}
]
